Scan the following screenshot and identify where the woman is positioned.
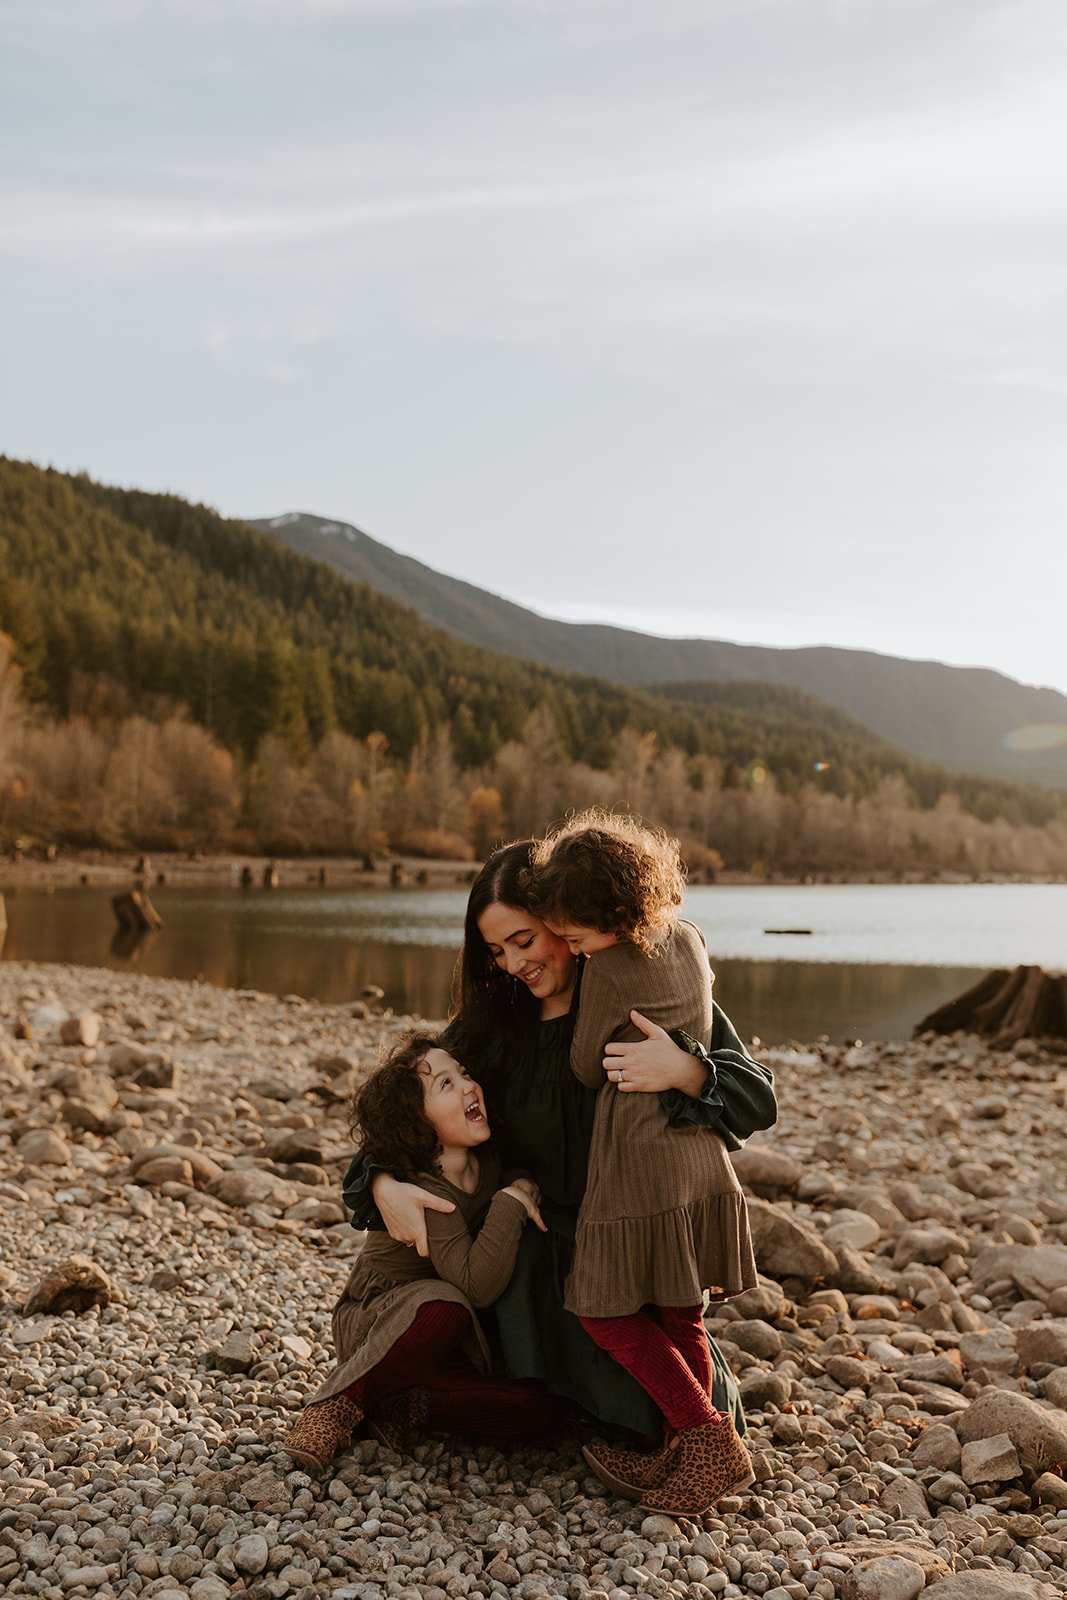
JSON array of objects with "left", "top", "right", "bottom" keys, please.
[{"left": 344, "top": 840, "right": 777, "bottom": 1444}]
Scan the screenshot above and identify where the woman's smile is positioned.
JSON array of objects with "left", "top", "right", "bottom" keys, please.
[{"left": 476, "top": 900, "right": 576, "bottom": 1015}]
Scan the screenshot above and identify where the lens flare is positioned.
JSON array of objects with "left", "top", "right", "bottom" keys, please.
[{"left": 1002, "top": 724, "right": 1067, "bottom": 753}]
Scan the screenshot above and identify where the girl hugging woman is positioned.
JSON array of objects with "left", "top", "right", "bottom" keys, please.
[
  {"left": 524, "top": 809, "right": 759, "bottom": 1514},
  {"left": 283, "top": 1032, "right": 560, "bottom": 1475}
]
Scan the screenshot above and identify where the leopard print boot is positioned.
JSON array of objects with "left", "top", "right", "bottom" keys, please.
[
  {"left": 639, "top": 1414, "right": 755, "bottom": 1516},
  {"left": 283, "top": 1391, "right": 364, "bottom": 1473},
  {"left": 581, "top": 1437, "right": 671, "bottom": 1498},
  {"left": 367, "top": 1388, "right": 430, "bottom": 1452}
]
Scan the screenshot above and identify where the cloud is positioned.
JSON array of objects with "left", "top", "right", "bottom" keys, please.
[
  {"left": 4, "top": 0, "right": 1067, "bottom": 701},
  {"left": 0, "top": 173, "right": 632, "bottom": 257},
  {"left": 1, "top": 0, "right": 496, "bottom": 25}
]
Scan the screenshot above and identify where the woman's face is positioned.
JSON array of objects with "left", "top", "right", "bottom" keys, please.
[{"left": 476, "top": 900, "right": 577, "bottom": 1017}]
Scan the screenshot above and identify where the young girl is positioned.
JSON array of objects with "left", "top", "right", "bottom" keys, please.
[
  {"left": 526, "top": 810, "right": 760, "bottom": 1515},
  {"left": 283, "top": 1032, "right": 558, "bottom": 1474}
]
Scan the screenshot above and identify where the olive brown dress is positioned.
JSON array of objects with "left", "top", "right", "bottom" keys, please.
[
  {"left": 311, "top": 1151, "right": 525, "bottom": 1406},
  {"left": 563, "top": 920, "right": 759, "bottom": 1318}
]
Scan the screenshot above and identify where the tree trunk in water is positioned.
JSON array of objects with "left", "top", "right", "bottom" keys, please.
[
  {"left": 112, "top": 891, "right": 164, "bottom": 932},
  {"left": 915, "top": 964, "right": 1067, "bottom": 1045}
]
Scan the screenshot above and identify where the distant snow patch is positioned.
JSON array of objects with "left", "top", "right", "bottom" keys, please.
[{"left": 269, "top": 513, "right": 302, "bottom": 527}]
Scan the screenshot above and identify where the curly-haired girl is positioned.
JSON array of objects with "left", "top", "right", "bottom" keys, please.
[
  {"left": 525, "top": 809, "right": 759, "bottom": 1514},
  {"left": 283, "top": 1033, "right": 558, "bottom": 1474}
]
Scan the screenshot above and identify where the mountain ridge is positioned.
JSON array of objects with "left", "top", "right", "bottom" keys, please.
[
  {"left": 252, "top": 511, "right": 1067, "bottom": 791},
  {"left": 3, "top": 457, "right": 1065, "bottom": 872}
]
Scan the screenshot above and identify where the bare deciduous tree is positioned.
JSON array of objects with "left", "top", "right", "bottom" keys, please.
[{"left": 0, "top": 634, "right": 24, "bottom": 794}]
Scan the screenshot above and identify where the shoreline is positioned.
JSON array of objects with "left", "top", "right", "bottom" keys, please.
[
  {"left": 3, "top": 960, "right": 1067, "bottom": 1596},
  {"left": 1, "top": 849, "right": 1061, "bottom": 895}
]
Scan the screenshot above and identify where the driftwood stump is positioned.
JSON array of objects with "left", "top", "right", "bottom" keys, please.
[
  {"left": 915, "top": 964, "right": 1067, "bottom": 1046},
  {"left": 112, "top": 890, "right": 164, "bottom": 932}
]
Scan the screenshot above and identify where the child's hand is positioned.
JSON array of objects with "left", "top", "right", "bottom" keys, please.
[
  {"left": 507, "top": 1176, "right": 541, "bottom": 1207},
  {"left": 502, "top": 1181, "right": 548, "bottom": 1232}
]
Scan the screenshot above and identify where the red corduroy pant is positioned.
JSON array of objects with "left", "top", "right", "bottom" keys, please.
[
  {"left": 342, "top": 1299, "right": 565, "bottom": 1440},
  {"left": 579, "top": 1304, "right": 720, "bottom": 1432}
]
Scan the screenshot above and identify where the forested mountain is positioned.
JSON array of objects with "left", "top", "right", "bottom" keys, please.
[
  {"left": 2, "top": 457, "right": 1065, "bottom": 873},
  {"left": 255, "top": 511, "right": 1067, "bottom": 791},
  {"left": 0, "top": 455, "right": 1046, "bottom": 812}
]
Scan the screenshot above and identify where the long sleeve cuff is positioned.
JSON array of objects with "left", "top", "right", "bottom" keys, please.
[
  {"left": 341, "top": 1153, "right": 402, "bottom": 1230},
  {"left": 659, "top": 1011, "right": 777, "bottom": 1149}
]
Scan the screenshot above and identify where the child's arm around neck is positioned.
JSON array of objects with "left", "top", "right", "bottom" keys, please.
[{"left": 569, "top": 921, "right": 713, "bottom": 1087}]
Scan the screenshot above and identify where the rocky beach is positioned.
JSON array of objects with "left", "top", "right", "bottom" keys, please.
[{"left": 2, "top": 962, "right": 1067, "bottom": 1600}]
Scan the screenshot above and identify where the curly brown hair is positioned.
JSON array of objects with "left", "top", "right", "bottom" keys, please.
[
  {"left": 350, "top": 1032, "right": 455, "bottom": 1178},
  {"left": 525, "top": 808, "right": 686, "bottom": 954}
]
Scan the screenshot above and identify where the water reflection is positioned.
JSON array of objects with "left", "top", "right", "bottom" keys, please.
[
  {"left": 711, "top": 957, "right": 983, "bottom": 1045},
  {"left": 110, "top": 925, "right": 158, "bottom": 961},
  {"left": 2, "top": 884, "right": 988, "bottom": 1042}
]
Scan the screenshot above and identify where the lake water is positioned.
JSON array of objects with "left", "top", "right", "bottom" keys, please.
[{"left": 2, "top": 882, "right": 1064, "bottom": 1044}]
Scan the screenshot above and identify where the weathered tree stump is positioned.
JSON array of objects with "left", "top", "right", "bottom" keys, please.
[
  {"left": 111, "top": 925, "right": 151, "bottom": 960},
  {"left": 915, "top": 965, "right": 1067, "bottom": 1046},
  {"left": 112, "top": 890, "right": 164, "bottom": 932}
]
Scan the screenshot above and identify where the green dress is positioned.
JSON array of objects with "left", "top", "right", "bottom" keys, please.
[{"left": 343, "top": 999, "right": 775, "bottom": 1440}]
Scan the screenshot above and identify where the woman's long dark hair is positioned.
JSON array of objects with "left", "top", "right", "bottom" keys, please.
[{"left": 453, "top": 840, "right": 551, "bottom": 1059}]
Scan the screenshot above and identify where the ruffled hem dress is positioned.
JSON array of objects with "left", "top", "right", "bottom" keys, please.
[{"left": 563, "top": 920, "right": 759, "bottom": 1318}]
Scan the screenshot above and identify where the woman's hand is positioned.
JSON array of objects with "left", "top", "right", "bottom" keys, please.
[
  {"left": 603, "top": 1010, "right": 709, "bottom": 1097},
  {"left": 502, "top": 1178, "right": 548, "bottom": 1232},
  {"left": 371, "top": 1171, "right": 456, "bottom": 1257}
]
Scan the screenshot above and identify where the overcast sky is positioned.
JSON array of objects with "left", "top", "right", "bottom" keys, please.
[{"left": 3, "top": 0, "right": 1066, "bottom": 698}]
